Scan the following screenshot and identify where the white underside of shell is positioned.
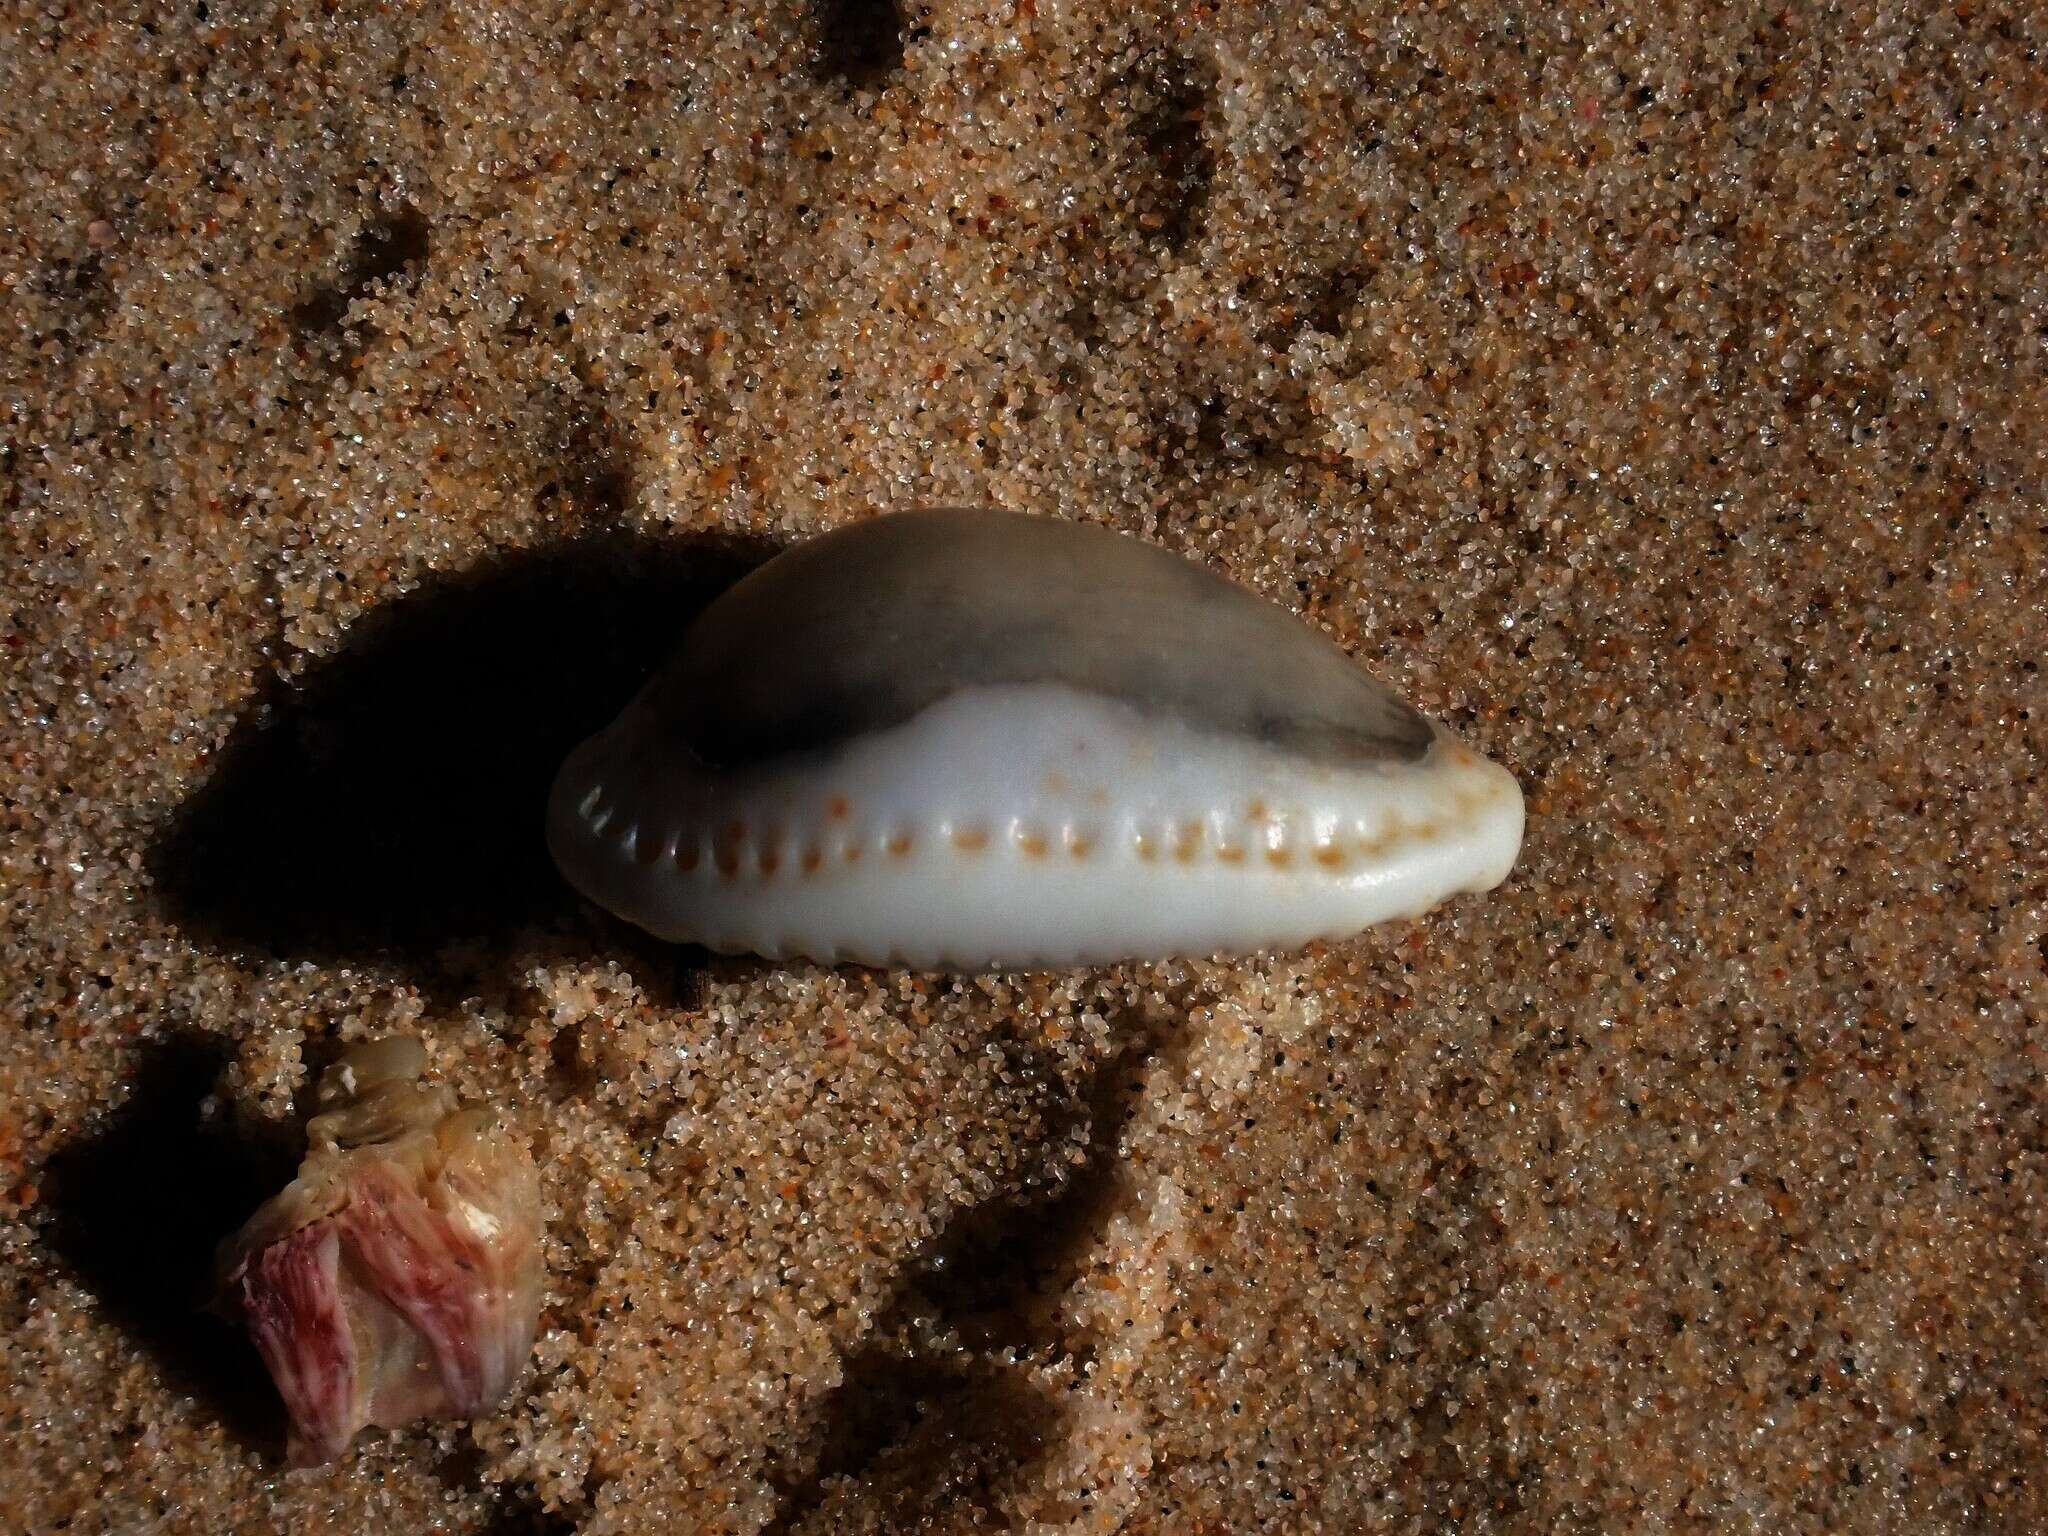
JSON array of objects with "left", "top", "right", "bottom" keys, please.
[{"left": 548, "top": 683, "right": 1523, "bottom": 970}]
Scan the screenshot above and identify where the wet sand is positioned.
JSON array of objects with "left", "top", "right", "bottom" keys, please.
[{"left": 3, "top": 1, "right": 2044, "bottom": 1531}]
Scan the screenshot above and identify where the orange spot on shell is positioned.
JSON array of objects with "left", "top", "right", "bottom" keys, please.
[
  {"left": 676, "top": 842, "right": 701, "bottom": 873},
  {"left": 1361, "top": 816, "right": 1404, "bottom": 856},
  {"left": 801, "top": 845, "right": 824, "bottom": 875},
  {"left": 1173, "top": 822, "right": 1204, "bottom": 863},
  {"left": 1266, "top": 847, "right": 1294, "bottom": 869},
  {"left": 1017, "top": 830, "right": 1049, "bottom": 859},
  {"left": 1314, "top": 845, "right": 1346, "bottom": 870},
  {"left": 1216, "top": 844, "right": 1245, "bottom": 865},
  {"left": 1067, "top": 830, "right": 1093, "bottom": 859},
  {"left": 952, "top": 825, "right": 989, "bottom": 852},
  {"left": 1136, "top": 835, "right": 1158, "bottom": 862},
  {"left": 886, "top": 831, "right": 913, "bottom": 858},
  {"left": 827, "top": 796, "right": 850, "bottom": 820},
  {"left": 758, "top": 847, "right": 781, "bottom": 876}
]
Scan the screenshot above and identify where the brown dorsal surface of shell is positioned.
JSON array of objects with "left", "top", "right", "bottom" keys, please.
[{"left": 652, "top": 507, "right": 1435, "bottom": 770}]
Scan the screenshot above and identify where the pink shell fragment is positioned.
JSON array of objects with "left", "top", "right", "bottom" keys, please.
[{"left": 215, "top": 1037, "right": 544, "bottom": 1465}]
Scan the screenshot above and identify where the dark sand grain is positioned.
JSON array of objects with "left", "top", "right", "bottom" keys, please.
[{"left": 2, "top": 1, "right": 2045, "bottom": 1532}]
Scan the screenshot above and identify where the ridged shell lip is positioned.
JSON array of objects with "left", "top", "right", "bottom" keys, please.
[{"left": 544, "top": 679, "right": 1523, "bottom": 969}]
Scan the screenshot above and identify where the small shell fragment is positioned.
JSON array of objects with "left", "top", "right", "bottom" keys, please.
[
  {"left": 214, "top": 1037, "right": 544, "bottom": 1465},
  {"left": 548, "top": 507, "right": 1524, "bottom": 969}
]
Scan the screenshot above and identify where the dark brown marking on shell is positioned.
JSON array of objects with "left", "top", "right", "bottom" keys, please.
[
  {"left": 712, "top": 822, "right": 746, "bottom": 878},
  {"left": 620, "top": 509, "right": 1434, "bottom": 770}
]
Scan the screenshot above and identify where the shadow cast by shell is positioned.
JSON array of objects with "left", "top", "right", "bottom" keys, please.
[
  {"left": 149, "top": 529, "right": 773, "bottom": 1003},
  {"left": 42, "top": 1034, "right": 299, "bottom": 1456}
]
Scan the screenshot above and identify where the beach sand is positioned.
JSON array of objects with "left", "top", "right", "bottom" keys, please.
[{"left": 3, "top": 1, "right": 2044, "bottom": 1530}]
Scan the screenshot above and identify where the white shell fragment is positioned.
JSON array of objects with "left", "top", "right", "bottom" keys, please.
[{"left": 547, "top": 508, "right": 1523, "bottom": 969}]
